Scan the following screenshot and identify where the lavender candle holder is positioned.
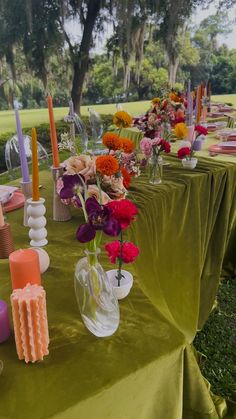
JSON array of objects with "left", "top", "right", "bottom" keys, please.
[
  {"left": 51, "top": 167, "right": 71, "bottom": 222},
  {"left": 0, "top": 300, "right": 11, "bottom": 343},
  {"left": 21, "top": 180, "right": 32, "bottom": 226}
]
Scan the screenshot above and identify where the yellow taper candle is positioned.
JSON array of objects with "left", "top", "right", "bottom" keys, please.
[
  {"left": 47, "top": 95, "right": 60, "bottom": 168},
  {"left": 31, "top": 128, "right": 40, "bottom": 201}
]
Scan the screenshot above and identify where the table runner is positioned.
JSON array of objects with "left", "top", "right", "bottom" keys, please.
[{"left": 0, "top": 153, "right": 235, "bottom": 418}]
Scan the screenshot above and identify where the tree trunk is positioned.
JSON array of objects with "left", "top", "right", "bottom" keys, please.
[
  {"left": 168, "top": 57, "right": 179, "bottom": 87},
  {"left": 71, "top": 0, "right": 101, "bottom": 114}
]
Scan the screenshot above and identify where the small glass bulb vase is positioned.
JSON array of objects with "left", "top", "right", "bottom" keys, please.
[
  {"left": 181, "top": 158, "right": 198, "bottom": 169},
  {"left": 27, "top": 198, "right": 48, "bottom": 247},
  {"left": 74, "top": 248, "right": 120, "bottom": 337},
  {"left": 51, "top": 167, "right": 71, "bottom": 222},
  {"left": 106, "top": 269, "right": 133, "bottom": 300},
  {"left": 21, "top": 180, "right": 32, "bottom": 226},
  {"left": 148, "top": 155, "right": 163, "bottom": 185}
]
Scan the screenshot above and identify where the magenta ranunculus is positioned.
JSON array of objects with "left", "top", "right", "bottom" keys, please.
[{"left": 105, "top": 241, "right": 140, "bottom": 264}]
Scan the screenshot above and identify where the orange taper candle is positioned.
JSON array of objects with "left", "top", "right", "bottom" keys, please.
[
  {"left": 47, "top": 95, "right": 60, "bottom": 168},
  {"left": 31, "top": 128, "right": 40, "bottom": 201},
  {"left": 0, "top": 203, "right": 5, "bottom": 228}
]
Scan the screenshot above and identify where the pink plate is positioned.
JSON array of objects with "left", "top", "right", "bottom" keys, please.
[
  {"left": 3, "top": 191, "right": 25, "bottom": 213},
  {"left": 208, "top": 144, "right": 236, "bottom": 155}
]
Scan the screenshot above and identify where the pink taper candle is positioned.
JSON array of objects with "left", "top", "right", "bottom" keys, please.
[
  {"left": 0, "top": 203, "right": 5, "bottom": 227},
  {"left": 14, "top": 107, "right": 30, "bottom": 182}
]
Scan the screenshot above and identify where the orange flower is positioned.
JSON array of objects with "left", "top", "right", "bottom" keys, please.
[
  {"left": 96, "top": 155, "right": 119, "bottom": 176},
  {"left": 102, "top": 132, "right": 123, "bottom": 151},
  {"left": 169, "top": 92, "right": 181, "bottom": 103},
  {"left": 174, "top": 122, "right": 188, "bottom": 139},
  {"left": 121, "top": 137, "right": 135, "bottom": 154},
  {"left": 113, "top": 111, "right": 133, "bottom": 128}
]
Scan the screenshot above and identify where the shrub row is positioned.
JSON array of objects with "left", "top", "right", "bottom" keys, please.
[{"left": 0, "top": 114, "right": 113, "bottom": 173}]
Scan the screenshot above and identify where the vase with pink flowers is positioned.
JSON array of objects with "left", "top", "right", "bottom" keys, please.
[
  {"left": 140, "top": 137, "right": 171, "bottom": 185},
  {"left": 105, "top": 199, "right": 140, "bottom": 300}
]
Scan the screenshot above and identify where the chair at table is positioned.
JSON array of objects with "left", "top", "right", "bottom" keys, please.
[
  {"left": 88, "top": 107, "right": 104, "bottom": 154},
  {"left": 225, "top": 115, "right": 235, "bottom": 128}
]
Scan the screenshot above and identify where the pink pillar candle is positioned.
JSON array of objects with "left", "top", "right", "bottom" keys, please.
[
  {"left": 0, "top": 300, "right": 11, "bottom": 343},
  {"left": 11, "top": 284, "right": 49, "bottom": 363}
]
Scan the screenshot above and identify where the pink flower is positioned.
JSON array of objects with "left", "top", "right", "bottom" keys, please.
[
  {"left": 140, "top": 137, "right": 152, "bottom": 157},
  {"left": 105, "top": 241, "right": 140, "bottom": 264},
  {"left": 106, "top": 199, "right": 138, "bottom": 229}
]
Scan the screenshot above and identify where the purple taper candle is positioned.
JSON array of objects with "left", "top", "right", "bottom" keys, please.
[
  {"left": 0, "top": 300, "right": 10, "bottom": 343},
  {"left": 69, "top": 99, "right": 74, "bottom": 116},
  {"left": 15, "top": 108, "right": 30, "bottom": 182},
  {"left": 194, "top": 86, "right": 199, "bottom": 121}
]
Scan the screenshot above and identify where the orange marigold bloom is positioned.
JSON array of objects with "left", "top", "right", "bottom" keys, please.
[
  {"left": 169, "top": 92, "right": 181, "bottom": 103},
  {"left": 174, "top": 122, "right": 188, "bottom": 139},
  {"left": 102, "top": 132, "right": 123, "bottom": 151},
  {"left": 96, "top": 155, "right": 119, "bottom": 176},
  {"left": 113, "top": 111, "right": 133, "bottom": 128},
  {"left": 121, "top": 137, "right": 135, "bottom": 154}
]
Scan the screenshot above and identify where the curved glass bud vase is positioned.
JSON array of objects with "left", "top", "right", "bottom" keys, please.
[
  {"left": 88, "top": 107, "right": 104, "bottom": 155},
  {"left": 73, "top": 114, "right": 88, "bottom": 153},
  {"left": 148, "top": 155, "right": 163, "bottom": 185},
  {"left": 74, "top": 249, "right": 120, "bottom": 337},
  {"left": 5, "top": 135, "right": 49, "bottom": 179}
]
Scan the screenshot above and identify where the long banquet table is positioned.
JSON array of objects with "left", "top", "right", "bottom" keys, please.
[{"left": 0, "top": 135, "right": 236, "bottom": 419}]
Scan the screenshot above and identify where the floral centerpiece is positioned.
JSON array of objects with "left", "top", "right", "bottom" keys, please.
[
  {"left": 177, "top": 146, "right": 198, "bottom": 169},
  {"left": 140, "top": 137, "right": 171, "bottom": 184}
]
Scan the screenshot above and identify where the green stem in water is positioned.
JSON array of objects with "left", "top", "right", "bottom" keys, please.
[{"left": 116, "top": 230, "right": 123, "bottom": 287}]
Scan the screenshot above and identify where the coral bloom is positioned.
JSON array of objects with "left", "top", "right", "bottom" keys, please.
[
  {"left": 113, "top": 111, "right": 133, "bottom": 128},
  {"left": 105, "top": 241, "right": 140, "bottom": 264},
  {"left": 121, "top": 137, "right": 135, "bottom": 153},
  {"left": 107, "top": 199, "right": 138, "bottom": 229},
  {"left": 102, "top": 132, "right": 123, "bottom": 151},
  {"left": 96, "top": 155, "right": 119, "bottom": 176},
  {"left": 174, "top": 122, "right": 188, "bottom": 139},
  {"left": 121, "top": 167, "right": 131, "bottom": 189},
  {"left": 177, "top": 147, "right": 191, "bottom": 159}
]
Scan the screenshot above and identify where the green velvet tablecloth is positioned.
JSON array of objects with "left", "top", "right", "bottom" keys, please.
[{"left": 0, "top": 145, "right": 236, "bottom": 418}]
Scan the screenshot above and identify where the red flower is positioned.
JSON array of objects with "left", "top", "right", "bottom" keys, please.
[
  {"left": 105, "top": 241, "right": 140, "bottom": 264},
  {"left": 195, "top": 125, "right": 208, "bottom": 136},
  {"left": 106, "top": 199, "right": 138, "bottom": 229},
  {"left": 159, "top": 139, "right": 171, "bottom": 153},
  {"left": 175, "top": 117, "right": 185, "bottom": 124},
  {"left": 177, "top": 147, "right": 191, "bottom": 159},
  {"left": 121, "top": 167, "right": 131, "bottom": 189}
]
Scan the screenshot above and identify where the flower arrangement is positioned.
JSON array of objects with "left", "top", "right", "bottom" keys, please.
[
  {"left": 177, "top": 147, "right": 193, "bottom": 160},
  {"left": 195, "top": 125, "right": 208, "bottom": 138},
  {"left": 140, "top": 137, "right": 171, "bottom": 184},
  {"left": 104, "top": 199, "right": 139, "bottom": 287}
]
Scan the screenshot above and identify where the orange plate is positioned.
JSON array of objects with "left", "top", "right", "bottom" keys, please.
[{"left": 3, "top": 191, "right": 25, "bottom": 213}]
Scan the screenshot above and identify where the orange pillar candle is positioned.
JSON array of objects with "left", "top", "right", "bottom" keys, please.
[
  {"left": 47, "top": 95, "right": 60, "bottom": 168},
  {"left": 11, "top": 283, "right": 49, "bottom": 363},
  {"left": 31, "top": 128, "right": 40, "bottom": 201},
  {"left": 0, "top": 203, "right": 4, "bottom": 227},
  {"left": 9, "top": 249, "right": 41, "bottom": 290}
]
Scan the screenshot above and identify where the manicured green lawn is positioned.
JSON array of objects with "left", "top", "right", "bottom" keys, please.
[{"left": 0, "top": 94, "right": 235, "bottom": 135}]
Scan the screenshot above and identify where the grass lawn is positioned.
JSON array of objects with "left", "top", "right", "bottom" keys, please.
[{"left": 1, "top": 94, "right": 235, "bottom": 135}]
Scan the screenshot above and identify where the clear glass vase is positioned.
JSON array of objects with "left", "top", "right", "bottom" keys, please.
[
  {"left": 74, "top": 248, "right": 120, "bottom": 337},
  {"left": 148, "top": 155, "right": 163, "bottom": 185}
]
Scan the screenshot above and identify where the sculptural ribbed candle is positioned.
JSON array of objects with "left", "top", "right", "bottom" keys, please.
[
  {"left": 11, "top": 284, "right": 49, "bottom": 363},
  {"left": 15, "top": 108, "right": 30, "bottom": 182}
]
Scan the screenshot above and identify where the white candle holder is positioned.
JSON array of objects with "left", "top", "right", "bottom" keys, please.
[
  {"left": 27, "top": 198, "right": 48, "bottom": 247},
  {"left": 51, "top": 167, "right": 71, "bottom": 222},
  {"left": 21, "top": 180, "right": 32, "bottom": 226}
]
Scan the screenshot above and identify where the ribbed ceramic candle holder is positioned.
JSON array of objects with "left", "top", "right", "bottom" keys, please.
[
  {"left": 11, "top": 283, "right": 49, "bottom": 363},
  {"left": 0, "top": 223, "right": 14, "bottom": 259},
  {"left": 21, "top": 180, "right": 32, "bottom": 227},
  {"left": 27, "top": 198, "right": 48, "bottom": 247},
  {"left": 51, "top": 166, "right": 71, "bottom": 222}
]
